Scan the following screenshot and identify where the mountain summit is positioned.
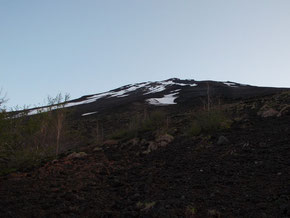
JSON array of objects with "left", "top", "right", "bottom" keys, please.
[{"left": 28, "top": 78, "right": 288, "bottom": 116}]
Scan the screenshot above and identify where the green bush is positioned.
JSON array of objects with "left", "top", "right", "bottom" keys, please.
[
  {"left": 7, "top": 146, "right": 54, "bottom": 171},
  {"left": 0, "top": 147, "right": 54, "bottom": 176},
  {"left": 110, "top": 128, "right": 137, "bottom": 141},
  {"left": 188, "top": 120, "right": 202, "bottom": 136},
  {"left": 188, "top": 109, "right": 232, "bottom": 136},
  {"left": 0, "top": 93, "right": 74, "bottom": 175},
  {"left": 141, "top": 110, "right": 167, "bottom": 133},
  {"left": 0, "top": 112, "right": 55, "bottom": 175},
  {"left": 109, "top": 110, "right": 168, "bottom": 141}
]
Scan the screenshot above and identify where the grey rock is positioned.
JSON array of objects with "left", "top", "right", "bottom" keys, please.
[
  {"left": 102, "top": 139, "right": 118, "bottom": 146},
  {"left": 217, "top": 136, "right": 230, "bottom": 145},
  {"left": 277, "top": 105, "right": 290, "bottom": 117},
  {"left": 261, "top": 108, "right": 279, "bottom": 117},
  {"left": 156, "top": 134, "right": 174, "bottom": 143},
  {"left": 51, "top": 159, "right": 58, "bottom": 164},
  {"left": 93, "top": 147, "right": 102, "bottom": 152},
  {"left": 257, "top": 105, "right": 279, "bottom": 117},
  {"left": 143, "top": 134, "right": 174, "bottom": 154},
  {"left": 143, "top": 141, "right": 157, "bottom": 154},
  {"left": 67, "top": 152, "right": 88, "bottom": 159}
]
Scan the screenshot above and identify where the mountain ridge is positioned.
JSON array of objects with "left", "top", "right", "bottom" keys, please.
[{"left": 26, "top": 78, "right": 289, "bottom": 116}]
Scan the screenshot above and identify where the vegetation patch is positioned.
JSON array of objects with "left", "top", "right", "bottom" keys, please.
[
  {"left": 0, "top": 94, "right": 77, "bottom": 175},
  {"left": 185, "top": 205, "right": 196, "bottom": 217},
  {"left": 136, "top": 201, "right": 156, "bottom": 211},
  {"left": 188, "top": 109, "right": 232, "bottom": 136},
  {"left": 110, "top": 110, "right": 169, "bottom": 141}
]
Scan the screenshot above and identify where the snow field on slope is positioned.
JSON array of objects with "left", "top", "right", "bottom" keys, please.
[
  {"left": 146, "top": 90, "right": 181, "bottom": 106},
  {"left": 26, "top": 80, "right": 197, "bottom": 114}
]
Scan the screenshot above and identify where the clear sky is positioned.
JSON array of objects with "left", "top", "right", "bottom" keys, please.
[{"left": 1, "top": 0, "right": 290, "bottom": 108}]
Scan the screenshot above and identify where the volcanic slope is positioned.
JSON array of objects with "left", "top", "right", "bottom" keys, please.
[
  {"left": 26, "top": 78, "right": 287, "bottom": 116},
  {"left": 1, "top": 79, "right": 290, "bottom": 217}
]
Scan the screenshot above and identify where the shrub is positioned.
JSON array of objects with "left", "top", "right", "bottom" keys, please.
[
  {"left": 188, "top": 120, "right": 202, "bottom": 136},
  {"left": 141, "top": 110, "right": 168, "bottom": 133},
  {"left": 185, "top": 205, "right": 196, "bottom": 217},
  {"left": 136, "top": 201, "right": 156, "bottom": 211},
  {"left": 110, "top": 128, "right": 137, "bottom": 141},
  {"left": 188, "top": 109, "right": 232, "bottom": 136},
  {"left": 109, "top": 110, "right": 168, "bottom": 141},
  {"left": 7, "top": 145, "right": 54, "bottom": 171},
  {"left": 0, "top": 93, "right": 73, "bottom": 175}
]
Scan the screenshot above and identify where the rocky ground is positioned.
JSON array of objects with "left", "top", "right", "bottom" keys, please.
[{"left": 1, "top": 93, "right": 290, "bottom": 217}]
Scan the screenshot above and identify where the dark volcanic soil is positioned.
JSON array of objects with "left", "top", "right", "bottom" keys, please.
[{"left": 1, "top": 111, "right": 290, "bottom": 218}]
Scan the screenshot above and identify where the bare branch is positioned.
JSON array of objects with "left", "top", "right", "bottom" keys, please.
[{"left": 0, "top": 88, "right": 8, "bottom": 109}]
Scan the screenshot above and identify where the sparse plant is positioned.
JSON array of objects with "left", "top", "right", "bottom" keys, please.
[
  {"left": 0, "top": 93, "right": 75, "bottom": 175},
  {"left": 46, "top": 93, "right": 70, "bottom": 155},
  {"left": 136, "top": 201, "right": 156, "bottom": 211},
  {"left": 207, "top": 82, "right": 211, "bottom": 111},
  {"left": 110, "top": 128, "right": 137, "bottom": 141},
  {"left": 188, "top": 108, "right": 232, "bottom": 136},
  {"left": 140, "top": 112, "right": 162, "bottom": 132},
  {"left": 208, "top": 209, "right": 221, "bottom": 218},
  {"left": 136, "top": 201, "right": 143, "bottom": 209},
  {"left": 109, "top": 110, "right": 169, "bottom": 141},
  {"left": 8, "top": 145, "right": 54, "bottom": 171},
  {"left": 185, "top": 205, "right": 196, "bottom": 217},
  {"left": 188, "top": 120, "right": 202, "bottom": 136},
  {"left": 0, "top": 88, "right": 8, "bottom": 110},
  {"left": 92, "top": 120, "right": 104, "bottom": 145}
]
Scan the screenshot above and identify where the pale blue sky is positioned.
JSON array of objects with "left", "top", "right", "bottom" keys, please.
[{"left": 1, "top": 0, "right": 290, "bottom": 108}]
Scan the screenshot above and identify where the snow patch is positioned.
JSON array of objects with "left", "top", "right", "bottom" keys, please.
[
  {"left": 81, "top": 111, "right": 98, "bottom": 116},
  {"left": 65, "top": 98, "right": 98, "bottom": 107},
  {"left": 147, "top": 93, "right": 179, "bottom": 106},
  {"left": 26, "top": 105, "right": 59, "bottom": 116},
  {"left": 144, "top": 81, "right": 197, "bottom": 95},
  {"left": 223, "top": 82, "right": 239, "bottom": 87},
  {"left": 145, "top": 85, "right": 167, "bottom": 95}
]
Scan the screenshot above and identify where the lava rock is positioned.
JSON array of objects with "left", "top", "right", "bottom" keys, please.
[
  {"left": 217, "top": 136, "right": 230, "bottom": 145},
  {"left": 93, "top": 147, "right": 102, "bottom": 152},
  {"left": 102, "top": 139, "right": 118, "bottom": 146},
  {"left": 156, "top": 134, "right": 174, "bottom": 144},
  {"left": 67, "top": 152, "right": 88, "bottom": 159},
  {"left": 258, "top": 105, "right": 279, "bottom": 117},
  {"left": 277, "top": 105, "right": 290, "bottom": 117}
]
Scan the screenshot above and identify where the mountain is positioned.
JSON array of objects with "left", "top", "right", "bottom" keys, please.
[
  {"left": 27, "top": 78, "right": 288, "bottom": 116},
  {"left": 2, "top": 78, "right": 290, "bottom": 217}
]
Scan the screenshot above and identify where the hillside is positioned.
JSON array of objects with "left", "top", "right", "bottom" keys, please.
[
  {"left": 1, "top": 79, "right": 290, "bottom": 217},
  {"left": 25, "top": 78, "right": 286, "bottom": 116}
]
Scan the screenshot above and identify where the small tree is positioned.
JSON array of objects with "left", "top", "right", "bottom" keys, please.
[
  {"left": 207, "top": 82, "right": 211, "bottom": 112},
  {"left": 47, "top": 93, "right": 70, "bottom": 156},
  {"left": 0, "top": 88, "right": 8, "bottom": 111}
]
